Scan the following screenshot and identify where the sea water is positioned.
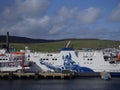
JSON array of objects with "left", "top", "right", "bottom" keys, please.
[{"left": 0, "top": 78, "right": 120, "bottom": 90}]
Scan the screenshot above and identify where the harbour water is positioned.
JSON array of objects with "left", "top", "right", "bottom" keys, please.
[{"left": 0, "top": 78, "right": 120, "bottom": 90}]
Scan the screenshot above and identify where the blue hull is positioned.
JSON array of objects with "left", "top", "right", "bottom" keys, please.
[
  {"left": 110, "top": 72, "right": 120, "bottom": 77},
  {"left": 75, "top": 72, "right": 120, "bottom": 77}
]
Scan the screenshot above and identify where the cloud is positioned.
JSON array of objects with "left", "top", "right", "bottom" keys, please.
[
  {"left": 48, "top": 6, "right": 102, "bottom": 35},
  {"left": 52, "top": 6, "right": 101, "bottom": 24},
  {"left": 1, "top": 0, "right": 49, "bottom": 23},
  {"left": 109, "top": 3, "right": 120, "bottom": 22},
  {"left": 77, "top": 7, "right": 101, "bottom": 24},
  {"left": 15, "top": 0, "right": 49, "bottom": 18},
  {"left": 1, "top": 16, "right": 51, "bottom": 37},
  {"left": 0, "top": 0, "right": 50, "bottom": 37},
  {"left": 48, "top": 6, "right": 77, "bottom": 35},
  {"left": 1, "top": 0, "right": 117, "bottom": 40}
]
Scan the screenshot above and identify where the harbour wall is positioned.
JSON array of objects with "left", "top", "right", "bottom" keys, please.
[
  {"left": 0, "top": 72, "right": 119, "bottom": 80},
  {"left": 0, "top": 72, "right": 75, "bottom": 80}
]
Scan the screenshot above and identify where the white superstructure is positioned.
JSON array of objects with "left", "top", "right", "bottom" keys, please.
[{"left": 24, "top": 47, "right": 120, "bottom": 73}]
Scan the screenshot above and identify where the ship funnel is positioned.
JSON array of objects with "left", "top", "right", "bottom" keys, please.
[{"left": 6, "top": 32, "right": 9, "bottom": 52}]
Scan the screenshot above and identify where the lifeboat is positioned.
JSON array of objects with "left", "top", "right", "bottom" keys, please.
[
  {"left": 0, "top": 54, "right": 6, "bottom": 56},
  {"left": 117, "top": 53, "right": 120, "bottom": 61},
  {"left": 12, "top": 52, "right": 25, "bottom": 57},
  {"left": 12, "top": 52, "right": 25, "bottom": 55}
]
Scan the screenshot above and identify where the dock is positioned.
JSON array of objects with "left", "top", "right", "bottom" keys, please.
[
  {"left": 74, "top": 72, "right": 101, "bottom": 78},
  {"left": 0, "top": 72, "right": 75, "bottom": 80}
]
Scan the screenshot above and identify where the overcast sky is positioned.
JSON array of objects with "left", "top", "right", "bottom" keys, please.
[{"left": 0, "top": 0, "right": 120, "bottom": 40}]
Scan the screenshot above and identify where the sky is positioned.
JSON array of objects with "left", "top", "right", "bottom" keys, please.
[{"left": 0, "top": 0, "right": 120, "bottom": 40}]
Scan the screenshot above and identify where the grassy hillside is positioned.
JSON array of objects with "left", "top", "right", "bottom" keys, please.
[
  {"left": 7, "top": 39, "right": 120, "bottom": 52},
  {"left": 0, "top": 35, "right": 54, "bottom": 43}
]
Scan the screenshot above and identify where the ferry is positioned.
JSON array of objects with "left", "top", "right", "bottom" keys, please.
[{"left": 0, "top": 44, "right": 120, "bottom": 76}]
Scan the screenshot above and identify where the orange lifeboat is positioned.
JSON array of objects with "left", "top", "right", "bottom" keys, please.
[
  {"left": 0, "top": 54, "right": 6, "bottom": 56},
  {"left": 117, "top": 53, "right": 120, "bottom": 61},
  {"left": 12, "top": 52, "right": 25, "bottom": 55},
  {"left": 12, "top": 52, "right": 25, "bottom": 56}
]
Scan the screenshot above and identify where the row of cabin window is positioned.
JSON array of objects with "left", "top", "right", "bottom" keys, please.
[
  {"left": 0, "top": 58, "right": 22, "bottom": 61},
  {"left": 47, "top": 54, "right": 53, "bottom": 56},
  {"left": 13, "top": 58, "right": 22, "bottom": 60},
  {"left": 83, "top": 58, "right": 93, "bottom": 61},
  {"left": 0, "top": 58, "right": 8, "bottom": 60},
  {"left": 40, "top": 58, "right": 57, "bottom": 60}
]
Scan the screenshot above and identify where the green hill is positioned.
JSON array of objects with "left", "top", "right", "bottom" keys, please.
[
  {"left": 8, "top": 39, "right": 120, "bottom": 52},
  {"left": 1, "top": 35, "right": 120, "bottom": 52}
]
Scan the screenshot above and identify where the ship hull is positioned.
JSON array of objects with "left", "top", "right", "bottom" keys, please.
[{"left": 75, "top": 72, "right": 120, "bottom": 77}]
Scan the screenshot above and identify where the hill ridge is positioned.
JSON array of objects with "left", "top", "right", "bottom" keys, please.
[{"left": 0, "top": 35, "right": 119, "bottom": 43}]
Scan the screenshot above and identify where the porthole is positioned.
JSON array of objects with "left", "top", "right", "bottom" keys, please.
[{"left": 55, "top": 59, "right": 57, "bottom": 60}]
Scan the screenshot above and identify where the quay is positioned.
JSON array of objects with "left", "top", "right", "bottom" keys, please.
[
  {"left": 0, "top": 72, "right": 75, "bottom": 80},
  {"left": 75, "top": 72, "right": 101, "bottom": 77},
  {"left": 0, "top": 72, "right": 115, "bottom": 80}
]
